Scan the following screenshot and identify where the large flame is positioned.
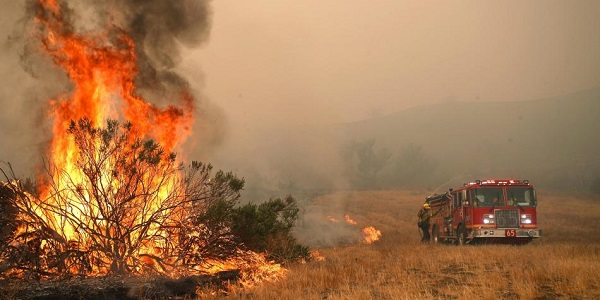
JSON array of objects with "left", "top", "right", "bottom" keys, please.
[
  {"left": 9, "top": 0, "right": 287, "bottom": 283},
  {"left": 35, "top": 0, "right": 192, "bottom": 243}
]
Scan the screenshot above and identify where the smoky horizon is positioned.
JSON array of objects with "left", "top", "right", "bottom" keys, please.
[{"left": 1, "top": 0, "right": 599, "bottom": 200}]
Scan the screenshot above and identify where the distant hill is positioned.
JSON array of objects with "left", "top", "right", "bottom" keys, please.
[{"left": 340, "top": 87, "right": 600, "bottom": 191}]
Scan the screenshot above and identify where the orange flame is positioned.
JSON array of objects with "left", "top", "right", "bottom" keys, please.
[
  {"left": 344, "top": 214, "right": 358, "bottom": 225},
  {"left": 326, "top": 215, "right": 340, "bottom": 223},
  {"left": 327, "top": 213, "right": 381, "bottom": 244},
  {"left": 200, "top": 249, "right": 287, "bottom": 288},
  {"left": 309, "top": 250, "right": 326, "bottom": 262},
  {"left": 362, "top": 226, "right": 382, "bottom": 244},
  {"left": 34, "top": 0, "right": 193, "bottom": 243},
  {"left": 14, "top": 0, "right": 286, "bottom": 283}
]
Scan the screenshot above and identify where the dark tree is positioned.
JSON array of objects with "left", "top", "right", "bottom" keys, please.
[
  {"left": 341, "top": 139, "right": 392, "bottom": 189},
  {"left": 386, "top": 144, "right": 438, "bottom": 188}
]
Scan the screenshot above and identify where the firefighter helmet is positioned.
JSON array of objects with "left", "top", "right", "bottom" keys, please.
[{"left": 422, "top": 203, "right": 430, "bottom": 209}]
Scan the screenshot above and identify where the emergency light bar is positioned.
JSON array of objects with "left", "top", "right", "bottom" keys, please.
[{"left": 470, "top": 179, "right": 530, "bottom": 186}]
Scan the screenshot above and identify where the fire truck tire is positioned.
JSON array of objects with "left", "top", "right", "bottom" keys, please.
[
  {"left": 431, "top": 225, "right": 440, "bottom": 244},
  {"left": 457, "top": 225, "right": 467, "bottom": 246}
]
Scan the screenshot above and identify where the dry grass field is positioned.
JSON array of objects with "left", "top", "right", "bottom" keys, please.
[{"left": 208, "top": 189, "right": 600, "bottom": 300}]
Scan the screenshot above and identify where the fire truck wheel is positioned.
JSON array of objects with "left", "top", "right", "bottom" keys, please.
[
  {"left": 457, "top": 225, "right": 467, "bottom": 246},
  {"left": 432, "top": 225, "right": 440, "bottom": 244}
]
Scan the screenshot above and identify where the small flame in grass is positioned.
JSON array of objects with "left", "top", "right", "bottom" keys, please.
[
  {"left": 326, "top": 215, "right": 340, "bottom": 223},
  {"left": 310, "top": 250, "right": 326, "bottom": 262},
  {"left": 195, "top": 249, "right": 286, "bottom": 283},
  {"left": 362, "top": 226, "right": 382, "bottom": 244},
  {"left": 344, "top": 214, "right": 358, "bottom": 225},
  {"left": 194, "top": 250, "right": 287, "bottom": 297},
  {"left": 237, "top": 253, "right": 287, "bottom": 289},
  {"left": 326, "top": 214, "right": 382, "bottom": 244},
  {"left": 198, "top": 250, "right": 286, "bottom": 294}
]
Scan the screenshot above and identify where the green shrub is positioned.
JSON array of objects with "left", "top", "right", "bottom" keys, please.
[{"left": 231, "top": 195, "right": 309, "bottom": 264}]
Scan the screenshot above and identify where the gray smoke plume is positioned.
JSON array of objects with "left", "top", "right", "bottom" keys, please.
[
  {"left": 0, "top": 0, "right": 222, "bottom": 176},
  {"left": 107, "top": 0, "right": 212, "bottom": 105}
]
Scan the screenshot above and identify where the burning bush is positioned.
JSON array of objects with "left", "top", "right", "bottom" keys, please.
[
  {"left": 0, "top": 182, "right": 19, "bottom": 248},
  {"left": 0, "top": 119, "right": 247, "bottom": 278},
  {"left": 0, "top": 1, "right": 307, "bottom": 293}
]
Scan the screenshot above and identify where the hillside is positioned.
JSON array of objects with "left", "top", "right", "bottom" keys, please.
[{"left": 340, "top": 87, "right": 600, "bottom": 191}]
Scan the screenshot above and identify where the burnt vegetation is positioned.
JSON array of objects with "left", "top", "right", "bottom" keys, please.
[{"left": 0, "top": 119, "right": 308, "bottom": 282}]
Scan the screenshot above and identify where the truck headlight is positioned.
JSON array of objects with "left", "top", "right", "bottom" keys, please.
[
  {"left": 483, "top": 214, "right": 494, "bottom": 224},
  {"left": 521, "top": 214, "right": 532, "bottom": 224}
]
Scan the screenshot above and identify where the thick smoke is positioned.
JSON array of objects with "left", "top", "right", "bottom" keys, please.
[
  {"left": 0, "top": 0, "right": 223, "bottom": 175},
  {"left": 108, "top": 0, "right": 211, "bottom": 106}
]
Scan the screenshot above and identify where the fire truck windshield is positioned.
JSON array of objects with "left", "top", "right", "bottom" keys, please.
[
  {"left": 472, "top": 188, "right": 503, "bottom": 207},
  {"left": 506, "top": 187, "right": 537, "bottom": 207}
]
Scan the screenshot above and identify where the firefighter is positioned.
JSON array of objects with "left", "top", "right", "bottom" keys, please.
[{"left": 418, "top": 203, "right": 431, "bottom": 243}]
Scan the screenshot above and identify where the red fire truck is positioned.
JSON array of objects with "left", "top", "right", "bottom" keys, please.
[{"left": 424, "top": 179, "right": 542, "bottom": 245}]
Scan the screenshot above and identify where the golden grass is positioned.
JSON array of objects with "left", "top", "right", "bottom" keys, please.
[{"left": 206, "top": 189, "right": 600, "bottom": 299}]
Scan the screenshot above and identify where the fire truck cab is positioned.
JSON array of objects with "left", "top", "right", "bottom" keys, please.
[{"left": 425, "top": 179, "right": 542, "bottom": 245}]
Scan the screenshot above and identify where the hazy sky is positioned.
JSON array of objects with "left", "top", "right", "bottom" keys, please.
[
  {"left": 182, "top": 0, "right": 600, "bottom": 125},
  {"left": 1, "top": 0, "right": 600, "bottom": 187}
]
